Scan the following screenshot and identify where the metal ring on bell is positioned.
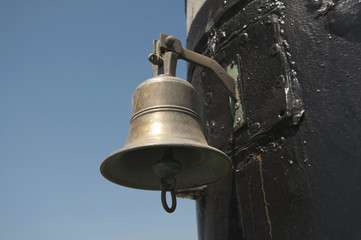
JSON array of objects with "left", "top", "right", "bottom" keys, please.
[{"left": 161, "top": 188, "right": 177, "bottom": 213}]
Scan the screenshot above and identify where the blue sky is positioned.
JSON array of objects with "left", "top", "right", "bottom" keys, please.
[{"left": 0, "top": 1, "right": 197, "bottom": 239}]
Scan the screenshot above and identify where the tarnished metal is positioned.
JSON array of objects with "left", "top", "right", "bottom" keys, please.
[
  {"left": 100, "top": 74, "right": 232, "bottom": 191},
  {"left": 100, "top": 32, "right": 242, "bottom": 213}
]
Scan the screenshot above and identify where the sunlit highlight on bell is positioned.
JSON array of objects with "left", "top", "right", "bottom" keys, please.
[{"left": 151, "top": 122, "right": 162, "bottom": 135}]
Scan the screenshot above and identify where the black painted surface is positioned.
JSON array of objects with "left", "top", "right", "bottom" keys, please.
[{"left": 187, "top": 0, "right": 361, "bottom": 239}]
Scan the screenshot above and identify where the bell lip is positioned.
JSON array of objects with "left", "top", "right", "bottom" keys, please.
[{"left": 100, "top": 142, "right": 232, "bottom": 191}]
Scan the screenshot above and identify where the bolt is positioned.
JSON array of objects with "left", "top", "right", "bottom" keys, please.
[
  {"left": 165, "top": 35, "right": 176, "bottom": 48},
  {"left": 236, "top": 117, "right": 241, "bottom": 124},
  {"left": 235, "top": 102, "right": 240, "bottom": 109},
  {"left": 230, "top": 60, "right": 235, "bottom": 68}
]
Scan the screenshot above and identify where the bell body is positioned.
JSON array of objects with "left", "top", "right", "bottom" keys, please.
[{"left": 100, "top": 75, "right": 231, "bottom": 190}]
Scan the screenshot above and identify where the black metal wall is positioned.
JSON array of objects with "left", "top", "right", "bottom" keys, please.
[{"left": 186, "top": 0, "right": 361, "bottom": 239}]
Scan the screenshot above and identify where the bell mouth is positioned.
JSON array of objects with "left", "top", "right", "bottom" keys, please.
[{"left": 100, "top": 143, "right": 232, "bottom": 191}]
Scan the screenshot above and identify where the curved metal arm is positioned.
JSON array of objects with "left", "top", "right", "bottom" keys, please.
[{"left": 152, "top": 33, "right": 238, "bottom": 101}]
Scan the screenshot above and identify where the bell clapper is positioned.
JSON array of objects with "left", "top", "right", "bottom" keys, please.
[{"left": 153, "top": 148, "right": 182, "bottom": 213}]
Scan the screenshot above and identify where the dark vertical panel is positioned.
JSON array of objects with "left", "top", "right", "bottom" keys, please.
[{"left": 187, "top": 0, "right": 361, "bottom": 239}]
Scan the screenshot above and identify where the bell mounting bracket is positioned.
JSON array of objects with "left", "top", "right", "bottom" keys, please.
[{"left": 148, "top": 33, "right": 243, "bottom": 130}]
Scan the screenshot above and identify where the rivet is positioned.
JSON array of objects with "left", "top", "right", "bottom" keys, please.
[
  {"left": 251, "top": 122, "right": 260, "bottom": 132},
  {"left": 270, "top": 44, "right": 281, "bottom": 56},
  {"left": 264, "top": 16, "right": 272, "bottom": 25},
  {"left": 239, "top": 33, "right": 249, "bottom": 45},
  {"left": 283, "top": 40, "right": 290, "bottom": 50}
]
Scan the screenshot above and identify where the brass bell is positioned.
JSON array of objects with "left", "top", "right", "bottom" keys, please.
[
  {"left": 100, "top": 74, "right": 231, "bottom": 211},
  {"left": 101, "top": 34, "right": 237, "bottom": 213}
]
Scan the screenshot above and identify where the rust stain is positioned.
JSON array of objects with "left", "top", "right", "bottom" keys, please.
[{"left": 257, "top": 154, "right": 273, "bottom": 240}]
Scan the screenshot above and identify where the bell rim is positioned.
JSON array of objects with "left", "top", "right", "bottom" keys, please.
[{"left": 100, "top": 142, "right": 232, "bottom": 191}]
